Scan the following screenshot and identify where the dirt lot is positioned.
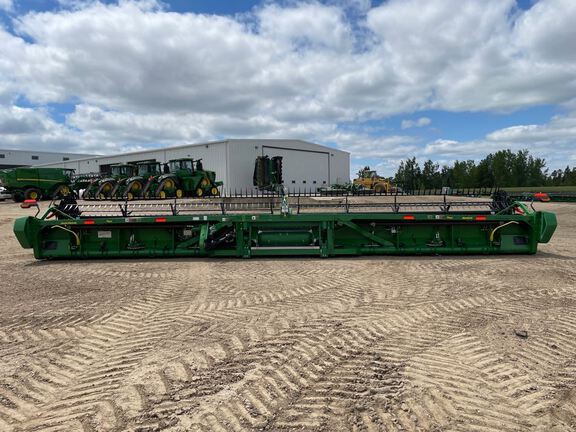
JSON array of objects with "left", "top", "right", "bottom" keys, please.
[{"left": 0, "top": 200, "right": 575, "bottom": 432}]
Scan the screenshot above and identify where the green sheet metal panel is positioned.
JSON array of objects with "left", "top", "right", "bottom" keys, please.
[{"left": 13, "top": 208, "right": 556, "bottom": 260}]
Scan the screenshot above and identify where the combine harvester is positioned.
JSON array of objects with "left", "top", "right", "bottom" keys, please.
[
  {"left": 14, "top": 190, "right": 556, "bottom": 259},
  {"left": 0, "top": 167, "right": 75, "bottom": 201}
]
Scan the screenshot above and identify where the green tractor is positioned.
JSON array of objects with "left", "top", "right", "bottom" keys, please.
[
  {"left": 70, "top": 172, "right": 101, "bottom": 198},
  {"left": 112, "top": 161, "right": 164, "bottom": 200},
  {"left": 151, "top": 158, "right": 222, "bottom": 199},
  {"left": 83, "top": 164, "right": 136, "bottom": 200},
  {"left": 0, "top": 167, "right": 75, "bottom": 202}
]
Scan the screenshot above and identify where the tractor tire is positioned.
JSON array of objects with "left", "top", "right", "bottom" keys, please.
[
  {"left": 96, "top": 182, "right": 114, "bottom": 199},
  {"left": 82, "top": 181, "right": 97, "bottom": 199},
  {"left": 24, "top": 188, "right": 42, "bottom": 201},
  {"left": 82, "top": 188, "right": 92, "bottom": 200},
  {"left": 374, "top": 182, "right": 388, "bottom": 194},
  {"left": 156, "top": 178, "right": 177, "bottom": 199},
  {"left": 175, "top": 189, "right": 183, "bottom": 198},
  {"left": 195, "top": 188, "right": 204, "bottom": 197},
  {"left": 124, "top": 181, "right": 143, "bottom": 200},
  {"left": 210, "top": 186, "right": 219, "bottom": 196}
]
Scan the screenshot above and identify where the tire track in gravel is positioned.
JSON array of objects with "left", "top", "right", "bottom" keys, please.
[
  {"left": 148, "top": 289, "right": 555, "bottom": 431},
  {"left": 71, "top": 264, "right": 576, "bottom": 427},
  {"left": 0, "top": 276, "right": 187, "bottom": 431},
  {"left": 0, "top": 202, "right": 575, "bottom": 432},
  {"left": 10, "top": 265, "right": 378, "bottom": 431}
]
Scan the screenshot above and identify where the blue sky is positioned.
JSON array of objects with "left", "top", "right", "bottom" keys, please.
[{"left": 0, "top": 0, "right": 575, "bottom": 176}]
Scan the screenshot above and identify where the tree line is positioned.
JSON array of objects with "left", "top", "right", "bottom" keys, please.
[{"left": 393, "top": 149, "right": 576, "bottom": 190}]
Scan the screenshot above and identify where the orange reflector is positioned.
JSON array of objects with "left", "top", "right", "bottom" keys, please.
[
  {"left": 403, "top": 215, "right": 415, "bottom": 220},
  {"left": 20, "top": 200, "right": 38, "bottom": 209},
  {"left": 534, "top": 192, "right": 550, "bottom": 202},
  {"left": 84, "top": 220, "right": 95, "bottom": 225},
  {"left": 475, "top": 215, "right": 487, "bottom": 221},
  {"left": 155, "top": 217, "right": 167, "bottom": 223}
]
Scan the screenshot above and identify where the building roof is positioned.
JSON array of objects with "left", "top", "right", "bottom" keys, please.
[
  {"left": 0, "top": 148, "right": 98, "bottom": 157},
  {"left": 33, "top": 139, "right": 348, "bottom": 166}
]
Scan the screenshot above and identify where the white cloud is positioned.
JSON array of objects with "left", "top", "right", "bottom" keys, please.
[
  {"left": 0, "top": 105, "right": 95, "bottom": 152},
  {"left": 424, "top": 111, "right": 576, "bottom": 168},
  {"left": 0, "top": 105, "right": 50, "bottom": 135},
  {"left": 361, "top": 0, "right": 576, "bottom": 113},
  {"left": 486, "top": 114, "right": 576, "bottom": 143},
  {"left": 65, "top": 104, "right": 338, "bottom": 145},
  {"left": 0, "top": 0, "right": 574, "bottom": 167},
  {"left": 0, "top": 0, "right": 13, "bottom": 12},
  {"left": 401, "top": 117, "right": 431, "bottom": 129},
  {"left": 1, "top": 0, "right": 573, "bottom": 119},
  {"left": 327, "top": 132, "right": 421, "bottom": 159},
  {"left": 5, "top": 3, "right": 279, "bottom": 112},
  {"left": 424, "top": 139, "right": 470, "bottom": 157},
  {"left": 257, "top": 3, "right": 352, "bottom": 52},
  {"left": 514, "top": 0, "right": 576, "bottom": 64}
]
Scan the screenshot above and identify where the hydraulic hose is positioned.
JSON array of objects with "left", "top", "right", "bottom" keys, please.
[
  {"left": 489, "top": 221, "right": 519, "bottom": 242},
  {"left": 51, "top": 225, "right": 80, "bottom": 247}
]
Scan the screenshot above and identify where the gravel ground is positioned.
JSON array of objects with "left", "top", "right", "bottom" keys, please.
[{"left": 0, "top": 200, "right": 575, "bottom": 432}]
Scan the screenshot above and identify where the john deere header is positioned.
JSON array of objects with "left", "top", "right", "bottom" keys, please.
[{"left": 13, "top": 192, "right": 557, "bottom": 260}]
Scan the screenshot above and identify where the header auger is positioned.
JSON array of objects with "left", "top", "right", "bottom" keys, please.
[{"left": 13, "top": 191, "right": 557, "bottom": 260}]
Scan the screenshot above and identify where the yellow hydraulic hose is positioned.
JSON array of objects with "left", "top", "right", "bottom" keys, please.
[
  {"left": 489, "top": 221, "right": 519, "bottom": 242},
  {"left": 51, "top": 225, "right": 80, "bottom": 247}
]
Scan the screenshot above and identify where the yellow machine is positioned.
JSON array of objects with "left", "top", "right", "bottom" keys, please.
[{"left": 353, "top": 166, "right": 395, "bottom": 193}]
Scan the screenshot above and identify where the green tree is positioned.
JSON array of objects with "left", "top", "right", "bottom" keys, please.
[
  {"left": 393, "top": 149, "right": 564, "bottom": 189},
  {"left": 422, "top": 159, "right": 441, "bottom": 189},
  {"left": 476, "top": 154, "right": 495, "bottom": 187},
  {"left": 394, "top": 157, "right": 422, "bottom": 191},
  {"left": 451, "top": 160, "right": 476, "bottom": 188}
]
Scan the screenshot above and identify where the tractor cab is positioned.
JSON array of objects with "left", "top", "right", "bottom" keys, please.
[
  {"left": 358, "top": 167, "right": 377, "bottom": 179},
  {"left": 161, "top": 158, "right": 222, "bottom": 198},
  {"left": 106, "top": 162, "right": 163, "bottom": 201},
  {"left": 136, "top": 162, "right": 162, "bottom": 177},
  {"left": 168, "top": 158, "right": 195, "bottom": 174},
  {"left": 110, "top": 164, "right": 136, "bottom": 178}
]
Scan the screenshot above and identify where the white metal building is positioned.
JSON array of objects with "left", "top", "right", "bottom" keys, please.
[
  {"left": 0, "top": 149, "right": 98, "bottom": 170},
  {"left": 35, "top": 139, "right": 350, "bottom": 192}
]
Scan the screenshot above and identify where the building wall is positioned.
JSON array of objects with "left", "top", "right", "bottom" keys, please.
[
  {"left": 226, "top": 139, "right": 350, "bottom": 192},
  {"left": 331, "top": 150, "right": 350, "bottom": 185},
  {"left": 0, "top": 149, "right": 97, "bottom": 169},
  {"left": 35, "top": 139, "right": 350, "bottom": 191},
  {"left": 37, "top": 142, "right": 230, "bottom": 186}
]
